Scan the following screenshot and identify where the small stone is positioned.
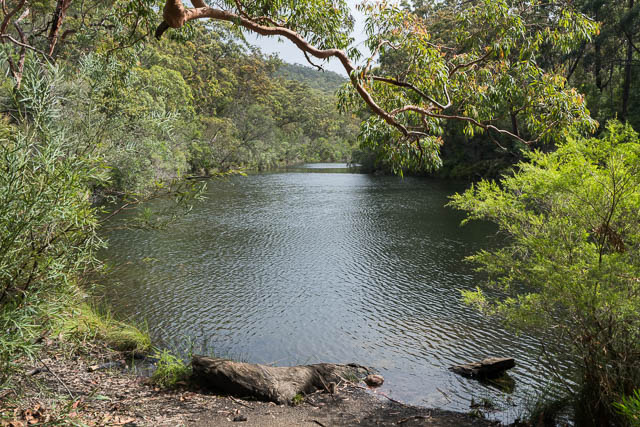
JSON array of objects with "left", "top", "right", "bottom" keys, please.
[
  {"left": 233, "top": 415, "right": 247, "bottom": 422},
  {"left": 364, "top": 374, "right": 384, "bottom": 387}
]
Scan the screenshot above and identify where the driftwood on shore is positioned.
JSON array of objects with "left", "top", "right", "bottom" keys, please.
[
  {"left": 449, "top": 357, "right": 515, "bottom": 379},
  {"left": 191, "top": 355, "right": 368, "bottom": 404}
]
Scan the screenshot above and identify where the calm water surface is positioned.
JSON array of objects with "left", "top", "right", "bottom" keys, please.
[{"left": 100, "top": 163, "right": 570, "bottom": 420}]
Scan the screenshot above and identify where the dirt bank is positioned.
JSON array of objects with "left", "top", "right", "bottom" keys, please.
[{"left": 0, "top": 341, "right": 498, "bottom": 426}]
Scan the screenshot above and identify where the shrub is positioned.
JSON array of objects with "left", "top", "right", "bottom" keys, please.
[
  {"left": 449, "top": 121, "right": 640, "bottom": 424},
  {"left": 0, "top": 60, "right": 103, "bottom": 383}
]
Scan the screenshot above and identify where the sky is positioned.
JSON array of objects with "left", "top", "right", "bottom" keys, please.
[{"left": 243, "top": 0, "right": 369, "bottom": 75}]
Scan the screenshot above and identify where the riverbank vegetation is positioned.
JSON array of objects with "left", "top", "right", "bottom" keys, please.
[
  {"left": 450, "top": 122, "right": 640, "bottom": 424},
  {"left": 0, "top": 0, "right": 639, "bottom": 425},
  {"left": 353, "top": 0, "right": 640, "bottom": 178},
  {"left": 0, "top": 1, "right": 358, "bottom": 414}
]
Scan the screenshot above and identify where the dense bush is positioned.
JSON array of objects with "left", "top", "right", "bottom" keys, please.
[
  {"left": 450, "top": 121, "right": 640, "bottom": 424},
  {"left": 0, "top": 61, "right": 104, "bottom": 381}
]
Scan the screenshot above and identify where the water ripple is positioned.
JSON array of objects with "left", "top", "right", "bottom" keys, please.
[{"left": 100, "top": 168, "right": 573, "bottom": 421}]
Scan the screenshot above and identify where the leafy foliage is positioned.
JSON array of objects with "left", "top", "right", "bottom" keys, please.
[
  {"left": 566, "top": 0, "right": 640, "bottom": 130},
  {"left": 449, "top": 121, "right": 640, "bottom": 423},
  {"left": 615, "top": 389, "right": 640, "bottom": 427},
  {"left": 0, "top": 2, "right": 360, "bottom": 387},
  {"left": 335, "top": 0, "right": 599, "bottom": 172},
  {"left": 0, "top": 61, "right": 104, "bottom": 382}
]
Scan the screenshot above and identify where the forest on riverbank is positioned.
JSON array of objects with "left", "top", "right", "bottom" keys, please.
[{"left": 1, "top": 0, "right": 639, "bottom": 425}]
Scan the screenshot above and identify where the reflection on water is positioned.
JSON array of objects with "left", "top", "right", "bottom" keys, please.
[
  {"left": 284, "top": 162, "right": 359, "bottom": 173},
  {"left": 100, "top": 164, "right": 571, "bottom": 421}
]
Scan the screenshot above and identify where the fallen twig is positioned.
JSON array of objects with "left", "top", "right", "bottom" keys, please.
[
  {"left": 26, "top": 367, "right": 46, "bottom": 376},
  {"left": 35, "top": 355, "right": 74, "bottom": 399},
  {"left": 0, "top": 389, "right": 14, "bottom": 400},
  {"left": 229, "top": 395, "right": 252, "bottom": 409},
  {"left": 345, "top": 379, "right": 405, "bottom": 405},
  {"left": 376, "top": 390, "right": 404, "bottom": 405},
  {"left": 436, "top": 387, "right": 451, "bottom": 403}
]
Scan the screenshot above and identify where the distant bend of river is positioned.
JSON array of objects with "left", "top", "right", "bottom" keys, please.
[{"left": 100, "top": 163, "right": 572, "bottom": 421}]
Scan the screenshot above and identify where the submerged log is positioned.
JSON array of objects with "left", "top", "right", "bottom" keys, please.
[
  {"left": 191, "top": 355, "right": 368, "bottom": 404},
  {"left": 449, "top": 357, "right": 515, "bottom": 379}
]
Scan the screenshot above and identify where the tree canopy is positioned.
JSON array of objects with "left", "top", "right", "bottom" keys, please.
[{"left": 156, "top": 0, "right": 599, "bottom": 171}]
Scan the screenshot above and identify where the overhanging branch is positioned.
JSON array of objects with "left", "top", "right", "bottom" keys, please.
[{"left": 155, "top": 0, "right": 548, "bottom": 147}]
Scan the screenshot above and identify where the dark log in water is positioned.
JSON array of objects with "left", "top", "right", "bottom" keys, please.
[
  {"left": 191, "top": 355, "right": 368, "bottom": 404},
  {"left": 449, "top": 357, "right": 515, "bottom": 379}
]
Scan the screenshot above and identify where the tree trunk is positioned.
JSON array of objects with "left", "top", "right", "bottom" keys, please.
[
  {"left": 594, "top": 8, "right": 603, "bottom": 92},
  {"left": 191, "top": 355, "right": 368, "bottom": 404},
  {"left": 621, "top": 0, "right": 634, "bottom": 121},
  {"left": 48, "top": 0, "right": 73, "bottom": 56}
]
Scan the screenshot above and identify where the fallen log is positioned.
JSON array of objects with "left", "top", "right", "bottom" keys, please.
[
  {"left": 449, "top": 357, "right": 515, "bottom": 379},
  {"left": 191, "top": 355, "right": 368, "bottom": 404}
]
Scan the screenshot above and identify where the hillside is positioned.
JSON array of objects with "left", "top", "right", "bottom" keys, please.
[{"left": 274, "top": 62, "right": 347, "bottom": 93}]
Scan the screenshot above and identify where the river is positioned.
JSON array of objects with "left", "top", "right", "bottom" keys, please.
[{"left": 99, "top": 163, "right": 572, "bottom": 421}]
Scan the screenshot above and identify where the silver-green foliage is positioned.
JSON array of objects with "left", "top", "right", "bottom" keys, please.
[
  {"left": 0, "top": 61, "right": 104, "bottom": 380},
  {"left": 68, "top": 52, "right": 192, "bottom": 194},
  {"left": 449, "top": 121, "right": 640, "bottom": 420}
]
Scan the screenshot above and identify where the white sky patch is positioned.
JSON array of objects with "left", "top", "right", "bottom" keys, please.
[{"left": 243, "top": 0, "right": 370, "bottom": 75}]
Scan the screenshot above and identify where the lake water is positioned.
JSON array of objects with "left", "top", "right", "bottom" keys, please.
[{"left": 100, "top": 163, "right": 572, "bottom": 421}]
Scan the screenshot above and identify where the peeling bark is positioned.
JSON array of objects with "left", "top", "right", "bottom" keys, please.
[{"left": 48, "top": 0, "right": 73, "bottom": 56}]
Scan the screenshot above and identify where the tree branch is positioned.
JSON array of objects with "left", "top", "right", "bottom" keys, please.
[
  {"left": 0, "top": 34, "right": 51, "bottom": 58},
  {"left": 0, "top": 0, "right": 25, "bottom": 35},
  {"left": 48, "top": 0, "right": 73, "bottom": 56},
  {"left": 390, "top": 104, "right": 534, "bottom": 145},
  {"left": 448, "top": 49, "right": 492, "bottom": 77},
  {"left": 155, "top": 0, "right": 564, "bottom": 148},
  {"left": 303, "top": 50, "right": 324, "bottom": 71},
  {"left": 156, "top": 1, "right": 412, "bottom": 137},
  {"left": 370, "top": 76, "right": 451, "bottom": 110}
]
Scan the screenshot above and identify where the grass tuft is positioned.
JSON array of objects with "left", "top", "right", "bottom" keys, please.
[
  {"left": 151, "top": 349, "right": 191, "bottom": 388},
  {"left": 291, "top": 393, "right": 304, "bottom": 406},
  {"left": 56, "top": 302, "right": 151, "bottom": 356}
]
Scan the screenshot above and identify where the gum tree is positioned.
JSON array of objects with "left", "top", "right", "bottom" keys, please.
[{"left": 155, "top": 0, "right": 599, "bottom": 170}]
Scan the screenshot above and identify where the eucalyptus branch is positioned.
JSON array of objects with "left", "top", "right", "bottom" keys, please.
[
  {"left": 154, "top": 0, "right": 592, "bottom": 150},
  {"left": 448, "top": 49, "right": 492, "bottom": 77},
  {"left": 0, "top": 34, "right": 51, "bottom": 59},
  {"left": 303, "top": 50, "right": 323, "bottom": 71},
  {"left": 0, "top": 0, "right": 25, "bottom": 35},
  {"left": 391, "top": 104, "right": 533, "bottom": 145},
  {"left": 364, "top": 39, "right": 400, "bottom": 74},
  {"left": 370, "top": 75, "right": 451, "bottom": 110}
]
